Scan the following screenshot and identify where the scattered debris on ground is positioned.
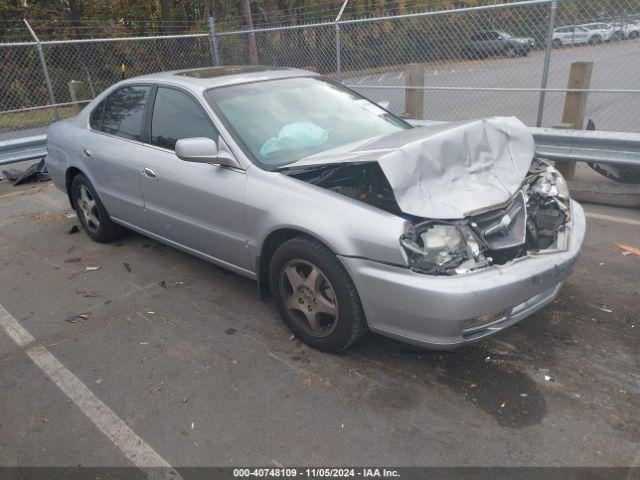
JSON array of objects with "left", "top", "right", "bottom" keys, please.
[
  {"left": 64, "top": 257, "right": 82, "bottom": 263},
  {"left": 68, "top": 225, "right": 79, "bottom": 235},
  {"left": 123, "top": 262, "right": 132, "bottom": 273},
  {"left": 76, "top": 289, "right": 100, "bottom": 298},
  {"left": 597, "top": 303, "right": 613, "bottom": 313},
  {"left": 85, "top": 266, "right": 100, "bottom": 271},
  {"left": 65, "top": 313, "right": 90, "bottom": 324},
  {"left": 616, "top": 244, "right": 640, "bottom": 258},
  {"left": 2, "top": 159, "right": 50, "bottom": 186}
]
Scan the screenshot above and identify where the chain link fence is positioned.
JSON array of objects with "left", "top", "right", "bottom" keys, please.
[{"left": 2, "top": 0, "right": 640, "bottom": 139}]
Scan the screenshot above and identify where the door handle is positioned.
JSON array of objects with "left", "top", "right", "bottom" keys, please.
[
  {"left": 142, "top": 167, "right": 158, "bottom": 181},
  {"left": 82, "top": 148, "right": 92, "bottom": 158}
]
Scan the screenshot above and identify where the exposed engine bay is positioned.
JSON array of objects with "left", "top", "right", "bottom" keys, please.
[{"left": 286, "top": 157, "right": 571, "bottom": 276}]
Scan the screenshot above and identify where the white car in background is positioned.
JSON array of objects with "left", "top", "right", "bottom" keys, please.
[
  {"left": 611, "top": 19, "right": 640, "bottom": 39},
  {"left": 552, "top": 26, "right": 592, "bottom": 46},
  {"left": 581, "top": 23, "right": 615, "bottom": 42}
]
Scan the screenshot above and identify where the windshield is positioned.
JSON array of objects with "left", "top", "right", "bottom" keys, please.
[{"left": 205, "top": 77, "right": 409, "bottom": 169}]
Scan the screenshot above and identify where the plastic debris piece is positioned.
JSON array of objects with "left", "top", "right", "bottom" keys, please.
[
  {"left": 544, "top": 375, "right": 551, "bottom": 382},
  {"left": 95, "top": 378, "right": 103, "bottom": 385},
  {"left": 76, "top": 289, "right": 100, "bottom": 298},
  {"left": 85, "top": 266, "right": 100, "bottom": 271},
  {"left": 3, "top": 158, "right": 50, "bottom": 186},
  {"left": 303, "top": 378, "right": 312, "bottom": 387},
  {"left": 65, "top": 313, "right": 89, "bottom": 324},
  {"left": 64, "top": 257, "right": 82, "bottom": 263},
  {"left": 65, "top": 212, "right": 77, "bottom": 219},
  {"left": 123, "top": 262, "right": 132, "bottom": 273},
  {"left": 616, "top": 244, "right": 640, "bottom": 258},
  {"left": 597, "top": 303, "right": 613, "bottom": 313}
]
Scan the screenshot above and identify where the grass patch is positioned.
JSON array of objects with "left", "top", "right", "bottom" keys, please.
[{"left": 0, "top": 105, "right": 79, "bottom": 133}]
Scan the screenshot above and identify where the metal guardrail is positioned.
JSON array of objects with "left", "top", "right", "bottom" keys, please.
[
  {"left": 1, "top": 125, "right": 639, "bottom": 168},
  {"left": 530, "top": 127, "right": 640, "bottom": 168},
  {"left": 410, "top": 120, "right": 640, "bottom": 168},
  {"left": 0, "top": 135, "right": 47, "bottom": 166}
]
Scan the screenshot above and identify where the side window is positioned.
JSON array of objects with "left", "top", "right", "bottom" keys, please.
[
  {"left": 151, "top": 87, "right": 218, "bottom": 150},
  {"left": 101, "top": 85, "right": 150, "bottom": 141},
  {"left": 89, "top": 101, "right": 104, "bottom": 130}
]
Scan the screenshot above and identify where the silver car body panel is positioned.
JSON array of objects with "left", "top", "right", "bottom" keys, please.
[
  {"left": 340, "top": 201, "right": 585, "bottom": 349},
  {"left": 45, "top": 66, "right": 586, "bottom": 349},
  {"left": 286, "top": 116, "right": 536, "bottom": 219}
]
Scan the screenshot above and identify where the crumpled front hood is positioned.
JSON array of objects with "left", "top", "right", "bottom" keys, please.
[{"left": 286, "top": 116, "right": 535, "bottom": 219}]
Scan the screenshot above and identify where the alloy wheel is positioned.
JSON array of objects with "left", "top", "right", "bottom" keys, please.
[
  {"left": 279, "top": 259, "right": 339, "bottom": 337},
  {"left": 77, "top": 184, "right": 100, "bottom": 233}
]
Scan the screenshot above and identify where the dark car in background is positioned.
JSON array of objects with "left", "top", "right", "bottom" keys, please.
[{"left": 464, "top": 30, "right": 535, "bottom": 58}]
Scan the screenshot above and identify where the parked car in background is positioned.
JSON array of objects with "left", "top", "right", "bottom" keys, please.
[
  {"left": 552, "top": 26, "right": 592, "bottom": 47},
  {"left": 464, "top": 30, "right": 534, "bottom": 58},
  {"left": 581, "top": 22, "right": 615, "bottom": 42},
  {"left": 45, "top": 67, "right": 585, "bottom": 352},
  {"left": 610, "top": 19, "right": 640, "bottom": 39}
]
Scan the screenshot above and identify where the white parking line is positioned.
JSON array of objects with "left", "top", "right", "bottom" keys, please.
[
  {"left": 378, "top": 72, "right": 389, "bottom": 82},
  {"left": 0, "top": 304, "right": 182, "bottom": 479},
  {"left": 356, "top": 75, "right": 370, "bottom": 85},
  {"left": 396, "top": 71, "right": 404, "bottom": 80},
  {"left": 585, "top": 212, "right": 640, "bottom": 227}
]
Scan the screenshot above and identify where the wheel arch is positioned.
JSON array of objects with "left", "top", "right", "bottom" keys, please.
[
  {"left": 255, "top": 227, "right": 337, "bottom": 301},
  {"left": 65, "top": 166, "right": 84, "bottom": 207}
]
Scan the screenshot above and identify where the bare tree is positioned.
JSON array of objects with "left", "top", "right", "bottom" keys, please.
[{"left": 242, "top": 0, "right": 259, "bottom": 64}]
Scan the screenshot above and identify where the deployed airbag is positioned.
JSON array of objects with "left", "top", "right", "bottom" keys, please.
[{"left": 260, "top": 122, "right": 329, "bottom": 157}]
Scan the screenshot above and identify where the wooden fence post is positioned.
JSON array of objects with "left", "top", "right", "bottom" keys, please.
[
  {"left": 555, "top": 61, "right": 593, "bottom": 179},
  {"left": 68, "top": 80, "right": 88, "bottom": 114},
  {"left": 404, "top": 63, "right": 424, "bottom": 120}
]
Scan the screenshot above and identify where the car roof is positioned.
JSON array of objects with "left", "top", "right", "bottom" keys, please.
[{"left": 128, "top": 66, "right": 319, "bottom": 92}]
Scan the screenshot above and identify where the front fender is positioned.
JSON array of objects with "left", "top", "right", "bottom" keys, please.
[{"left": 244, "top": 167, "right": 410, "bottom": 267}]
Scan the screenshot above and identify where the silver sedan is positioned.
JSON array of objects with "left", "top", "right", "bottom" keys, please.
[{"left": 46, "top": 66, "right": 585, "bottom": 352}]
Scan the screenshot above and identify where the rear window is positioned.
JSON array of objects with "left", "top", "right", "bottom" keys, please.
[{"left": 94, "top": 85, "right": 150, "bottom": 141}]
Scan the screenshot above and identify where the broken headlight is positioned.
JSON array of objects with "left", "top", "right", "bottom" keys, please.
[
  {"left": 529, "top": 164, "right": 570, "bottom": 199},
  {"left": 525, "top": 160, "right": 571, "bottom": 251},
  {"left": 400, "top": 222, "right": 488, "bottom": 275}
]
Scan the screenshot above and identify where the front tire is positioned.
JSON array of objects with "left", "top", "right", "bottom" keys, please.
[
  {"left": 269, "top": 237, "right": 367, "bottom": 352},
  {"left": 71, "top": 173, "right": 124, "bottom": 243}
]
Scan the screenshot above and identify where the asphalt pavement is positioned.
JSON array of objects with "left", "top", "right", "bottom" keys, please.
[
  {"left": 345, "top": 39, "right": 640, "bottom": 132},
  {"left": 0, "top": 176, "right": 638, "bottom": 471}
]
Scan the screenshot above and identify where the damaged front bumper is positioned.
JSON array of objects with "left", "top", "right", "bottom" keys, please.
[{"left": 339, "top": 200, "right": 586, "bottom": 350}]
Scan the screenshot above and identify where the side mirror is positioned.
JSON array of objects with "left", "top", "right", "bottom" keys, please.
[{"left": 175, "top": 137, "right": 240, "bottom": 168}]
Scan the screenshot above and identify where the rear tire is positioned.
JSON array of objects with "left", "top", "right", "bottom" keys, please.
[
  {"left": 71, "top": 173, "right": 125, "bottom": 243},
  {"left": 269, "top": 236, "right": 367, "bottom": 352},
  {"left": 589, "top": 35, "right": 602, "bottom": 45}
]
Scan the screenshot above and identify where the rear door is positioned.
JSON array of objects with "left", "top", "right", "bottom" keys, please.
[
  {"left": 81, "top": 84, "right": 151, "bottom": 227},
  {"left": 138, "top": 85, "right": 250, "bottom": 271}
]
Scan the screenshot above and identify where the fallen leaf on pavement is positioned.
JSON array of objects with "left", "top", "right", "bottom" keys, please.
[{"left": 616, "top": 244, "right": 640, "bottom": 258}]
